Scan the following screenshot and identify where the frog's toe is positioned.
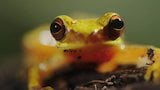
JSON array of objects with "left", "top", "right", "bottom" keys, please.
[
  {"left": 29, "top": 86, "right": 54, "bottom": 90},
  {"left": 145, "top": 62, "right": 160, "bottom": 83},
  {"left": 97, "top": 61, "right": 117, "bottom": 73},
  {"left": 40, "top": 86, "right": 54, "bottom": 90},
  {"left": 29, "top": 86, "right": 40, "bottom": 90}
]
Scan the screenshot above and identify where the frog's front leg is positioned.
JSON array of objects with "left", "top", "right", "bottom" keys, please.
[
  {"left": 97, "top": 45, "right": 154, "bottom": 73},
  {"left": 28, "top": 66, "right": 55, "bottom": 90},
  {"left": 145, "top": 61, "right": 160, "bottom": 83},
  {"left": 27, "top": 52, "right": 69, "bottom": 90},
  {"left": 145, "top": 48, "right": 160, "bottom": 83},
  {"left": 28, "top": 65, "right": 41, "bottom": 90}
]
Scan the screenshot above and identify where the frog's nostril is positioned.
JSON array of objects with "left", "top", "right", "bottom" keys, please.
[{"left": 110, "top": 19, "right": 124, "bottom": 30}]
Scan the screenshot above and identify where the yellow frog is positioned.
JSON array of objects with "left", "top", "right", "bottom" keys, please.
[{"left": 23, "top": 12, "right": 160, "bottom": 90}]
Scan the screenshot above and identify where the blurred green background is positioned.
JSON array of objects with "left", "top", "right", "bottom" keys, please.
[{"left": 0, "top": 0, "right": 160, "bottom": 64}]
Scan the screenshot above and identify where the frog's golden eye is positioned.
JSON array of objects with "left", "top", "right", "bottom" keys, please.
[
  {"left": 104, "top": 15, "right": 124, "bottom": 40},
  {"left": 50, "top": 18, "right": 66, "bottom": 41},
  {"left": 110, "top": 18, "right": 124, "bottom": 30}
]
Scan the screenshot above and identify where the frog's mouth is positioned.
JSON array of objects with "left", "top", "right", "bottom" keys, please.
[{"left": 56, "top": 37, "right": 124, "bottom": 49}]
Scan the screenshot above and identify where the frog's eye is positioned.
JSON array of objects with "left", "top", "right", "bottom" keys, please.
[
  {"left": 50, "top": 18, "right": 66, "bottom": 41},
  {"left": 104, "top": 15, "right": 124, "bottom": 40},
  {"left": 110, "top": 18, "right": 124, "bottom": 30}
]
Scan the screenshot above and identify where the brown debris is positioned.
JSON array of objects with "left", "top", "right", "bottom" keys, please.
[{"left": 42, "top": 65, "right": 148, "bottom": 90}]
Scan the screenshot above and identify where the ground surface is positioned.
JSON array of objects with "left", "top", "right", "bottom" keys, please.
[{"left": 43, "top": 65, "right": 160, "bottom": 90}]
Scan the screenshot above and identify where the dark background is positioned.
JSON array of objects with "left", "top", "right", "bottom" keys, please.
[{"left": 0, "top": 0, "right": 160, "bottom": 75}]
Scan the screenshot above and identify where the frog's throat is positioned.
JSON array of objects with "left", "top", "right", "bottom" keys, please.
[{"left": 56, "top": 37, "right": 124, "bottom": 49}]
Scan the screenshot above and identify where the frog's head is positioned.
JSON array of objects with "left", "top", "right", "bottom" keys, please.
[{"left": 50, "top": 12, "right": 124, "bottom": 48}]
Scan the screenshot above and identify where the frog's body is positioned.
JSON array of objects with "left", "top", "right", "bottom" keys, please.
[{"left": 23, "top": 12, "right": 160, "bottom": 90}]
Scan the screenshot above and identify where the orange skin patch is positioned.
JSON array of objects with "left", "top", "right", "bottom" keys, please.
[{"left": 64, "top": 44, "right": 117, "bottom": 64}]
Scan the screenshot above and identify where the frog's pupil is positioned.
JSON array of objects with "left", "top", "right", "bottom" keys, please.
[
  {"left": 111, "top": 19, "right": 124, "bottom": 29},
  {"left": 51, "top": 23, "right": 61, "bottom": 33}
]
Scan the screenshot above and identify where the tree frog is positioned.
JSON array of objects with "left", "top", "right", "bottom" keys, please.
[{"left": 23, "top": 12, "right": 160, "bottom": 90}]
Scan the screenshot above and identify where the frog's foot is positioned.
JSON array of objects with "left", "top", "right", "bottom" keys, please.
[
  {"left": 144, "top": 47, "right": 160, "bottom": 83},
  {"left": 97, "top": 61, "right": 117, "bottom": 73},
  {"left": 29, "top": 86, "right": 40, "bottom": 90},
  {"left": 29, "top": 86, "right": 54, "bottom": 90},
  {"left": 145, "top": 61, "right": 160, "bottom": 83},
  {"left": 40, "top": 86, "right": 54, "bottom": 90}
]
